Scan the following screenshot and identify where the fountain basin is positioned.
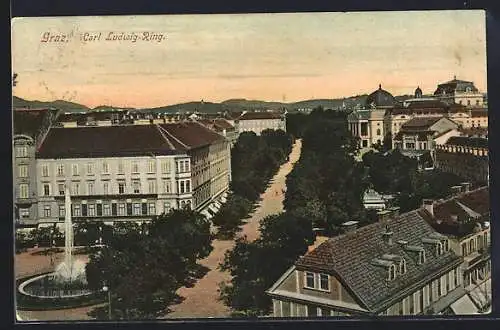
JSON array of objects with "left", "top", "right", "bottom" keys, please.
[{"left": 16, "top": 273, "right": 105, "bottom": 311}]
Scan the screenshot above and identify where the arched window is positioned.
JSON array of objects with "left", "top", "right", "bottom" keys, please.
[{"left": 376, "top": 129, "right": 381, "bottom": 136}]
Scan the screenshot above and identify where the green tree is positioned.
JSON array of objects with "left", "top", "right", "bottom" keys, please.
[
  {"left": 85, "top": 209, "right": 213, "bottom": 320},
  {"left": 218, "top": 213, "right": 313, "bottom": 316}
]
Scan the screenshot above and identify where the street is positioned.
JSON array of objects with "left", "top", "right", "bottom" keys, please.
[{"left": 165, "top": 138, "right": 302, "bottom": 318}]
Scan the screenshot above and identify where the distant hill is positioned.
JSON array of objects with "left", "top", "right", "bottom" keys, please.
[
  {"left": 13, "top": 96, "right": 90, "bottom": 113},
  {"left": 13, "top": 93, "right": 411, "bottom": 115}
]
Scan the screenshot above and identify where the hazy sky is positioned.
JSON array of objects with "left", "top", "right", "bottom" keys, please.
[{"left": 12, "top": 10, "right": 487, "bottom": 108}]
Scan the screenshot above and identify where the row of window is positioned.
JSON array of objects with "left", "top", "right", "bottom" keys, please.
[
  {"left": 274, "top": 300, "right": 349, "bottom": 317},
  {"left": 15, "top": 146, "right": 28, "bottom": 158},
  {"left": 384, "top": 267, "right": 461, "bottom": 315},
  {"left": 304, "top": 272, "right": 330, "bottom": 291},
  {"left": 38, "top": 179, "right": 190, "bottom": 197},
  {"left": 41, "top": 201, "right": 183, "bottom": 218},
  {"left": 461, "top": 232, "right": 490, "bottom": 257},
  {"left": 41, "top": 159, "right": 185, "bottom": 177}
]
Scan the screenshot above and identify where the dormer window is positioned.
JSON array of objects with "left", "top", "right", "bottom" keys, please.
[
  {"left": 399, "top": 259, "right": 407, "bottom": 275},
  {"left": 418, "top": 250, "right": 426, "bottom": 264},
  {"left": 436, "top": 242, "right": 443, "bottom": 256},
  {"left": 388, "top": 265, "right": 397, "bottom": 281},
  {"left": 305, "top": 272, "right": 315, "bottom": 289}
]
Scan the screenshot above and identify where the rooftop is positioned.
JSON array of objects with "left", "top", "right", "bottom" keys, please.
[
  {"left": 239, "top": 111, "right": 283, "bottom": 120},
  {"left": 295, "top": 210, "right": 462, "bottom": 312},
  {"left": 445, "top": 136, "right": 488, "bottom": 149},
  {"left": 14, "top": 108, "right": 58, "bottom": 138},
  {"left": 36, "top": 122, "right": 225, "bottom": 159},
  {"left": 421, "top": 187, "right": 489, "bottom": 237}
]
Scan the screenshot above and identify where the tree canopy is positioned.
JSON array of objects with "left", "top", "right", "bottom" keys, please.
[{"left": 85, "top": 209, "right": 213, "bottom": 320}]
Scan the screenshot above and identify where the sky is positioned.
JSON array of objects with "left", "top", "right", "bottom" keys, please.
[{"left": 12, "top": 10, "right": 487, "bottom": 109}]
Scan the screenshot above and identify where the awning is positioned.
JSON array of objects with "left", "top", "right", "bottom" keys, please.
[
  {"left": 38, "top": 223, "right": 54, "bottom": 228},
  {"left": 208, "top": 204, "right": 219, "bottom": 214},
  {"left": 201, "top": 209, "right": 213, "bottom": 220},
  {"left": 468, "top": 279, "right": 491, "bottom": 309},
  {"left": 450, "top": 294, "right": 479, "bottom": 315}
]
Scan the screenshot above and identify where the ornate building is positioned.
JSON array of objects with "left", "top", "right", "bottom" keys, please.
[
  {"left": 348, "top": 84, "right": 395, "bottom": 149},
  {"left": 434, "top": 77, "right": 485, "bottom": 107}
]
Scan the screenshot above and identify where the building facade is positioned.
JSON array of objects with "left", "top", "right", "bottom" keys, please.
[
  {"left": 13, "top": 108, "right": 60, "bottom": 228},
  {"left": 34, "top": 123, "right": 230, "bottom": 228},
  {"left": 237, "top": 111, "right": 286, "bottom": 136},
  {"left": 393, "top": 117, "right": 459, "bottom": 158},
  {"left": 434, "top": 77, "right": 485, "bottom": 107},
  {"left": 421, "top": 186, "right": 491, "bottom": 313},
  {"left": 267, "top": 210, "right": 465, "bottom": 316},
  {"left": 348, "top": 84, "right": 395, "bottom": 150}
]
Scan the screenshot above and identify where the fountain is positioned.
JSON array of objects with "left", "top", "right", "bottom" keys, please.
[{"left": 17, "top": 188, "right": 100, "bottom": 310}]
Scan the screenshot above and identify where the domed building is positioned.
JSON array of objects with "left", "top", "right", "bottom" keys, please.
[
  {"left": 348, "top": 84, "right": 395, "bottom": 151},
  {"left": 365, "top": 84, "right": 397, "bottom": 109},
  {"left": 414, "top": 86, "right": 423, "bottom": 98}
]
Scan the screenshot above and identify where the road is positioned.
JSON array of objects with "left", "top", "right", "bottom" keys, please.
[{"left": 166, "top": 138, "right": 302, "bottom": 318}]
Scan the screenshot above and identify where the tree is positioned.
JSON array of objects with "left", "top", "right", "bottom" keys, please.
[
  {"left": 85, "top": 209, "right": 213, "bottom": 320},
  {"left": 218, "top": 213, "right": 313, "bottom": 316}
]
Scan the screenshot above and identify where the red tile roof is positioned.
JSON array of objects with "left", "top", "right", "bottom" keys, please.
[
  {"left": 37, "top": 122, "right": 225, "bottom": 159},
  {"left": 422, "top": 187, "right": 489, "bottom": 236},
  {"left": 401, "top": 117, "right": 442, "bottom": 130}
]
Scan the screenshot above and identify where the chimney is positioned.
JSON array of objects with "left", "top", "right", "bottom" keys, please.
[
  {"left": 382, "top": 226, "right": 393, "bottom": 245},
  {"left": 377, "top": 210, "right": 392, "bottom": 224},
  {"left": 341, "top": 221, "right": 359, "bottom": 234},
  {"left": 308, "top": 232, "right": 329, "bottom": 252},
  {"left": 422, "top": 199, "right": 434, "bottom": 217},
  {"left": 388, "top": 206, "right": 400, "bottom": 218},
  {"left": 461, "top": 182, "right": 471, "bottom": 193}
]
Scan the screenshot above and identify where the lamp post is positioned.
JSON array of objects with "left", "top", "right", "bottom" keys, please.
[{"left": 102, "top": 285, "right": 111, "bottom": 320}]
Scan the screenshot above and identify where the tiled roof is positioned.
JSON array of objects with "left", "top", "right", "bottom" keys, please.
[
  {"left": 422, "top": 187, "right": 489, "bottom": 236},
  {"left": 37, "top": 122, "right": 225, "bottom": 159},
  {"left": 445, "top": 136, "right": 488, "bottom": 149},
  {"left": 14, "top": 109, "right": 54, "bottom": 137},
  {"left": 434, "top": 79, "right": 479, "bottom": 95},
  {"left": 295, "top": 210, "right": 462, "bottom": 312},
  {"left": 57, "top": 113, "right": 87, "bottom": 122},
  {"left": 239, "top": 112, "right": 283, "bottom": 120},
  {"left": 213, "top": 118, "right": 235, "bottom": 130},
  {"left": 401, "top": 117, "right": 442, "bottom": 130},
  {"left": 158, "top": 122, "right": 225, "bottom": 149}
]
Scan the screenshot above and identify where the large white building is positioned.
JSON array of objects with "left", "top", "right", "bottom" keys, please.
[
  {"left": 237, "top": 111, "right": 286, "bottom": 136},
  {"left": 35, "top": 122, "right": 231, "bottom": 227}
]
